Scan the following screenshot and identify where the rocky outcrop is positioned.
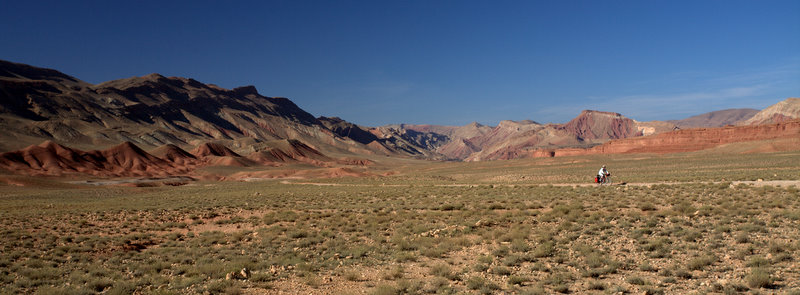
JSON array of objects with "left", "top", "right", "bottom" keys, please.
[
  {"left": 634, "top": 120, "right": 677, "bottom": 136},
  {"left": 318, "top": 116, "right": 379, "bottom": 145},
  {"left": 437, "top": 139, "right": 481, "bottom": 160},
  {"left": 361, "top": 127, "right": 444, "bottom": 159}
]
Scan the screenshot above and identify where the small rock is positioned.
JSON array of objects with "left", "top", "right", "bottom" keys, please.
[{"left": 226, "top": 268, "right": 250, "bottom": 280}]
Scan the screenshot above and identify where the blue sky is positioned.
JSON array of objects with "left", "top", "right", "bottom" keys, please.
[{"left": 2, "top": 1, "right": 798, "bottom": 126}]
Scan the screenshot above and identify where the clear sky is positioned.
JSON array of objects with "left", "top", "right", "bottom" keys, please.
[{"left": 2, "top": 1, "right": 798, "bottom": 126}]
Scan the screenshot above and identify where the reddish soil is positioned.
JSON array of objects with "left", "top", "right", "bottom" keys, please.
[
  {"left": 192, "top": 142, "right": 242, "bottom": 158},
  {"left": 0, "top": 140, "right": 370, "bottom": 178},
  {"left": 0, "top": 141, "right": 185, "bottom": 177},
  {"left": 150, "top": 144, "right": 199, "bottom": 166}
]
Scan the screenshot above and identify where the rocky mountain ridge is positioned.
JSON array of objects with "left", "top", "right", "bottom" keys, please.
[
  {"left": 742, "top": 98, "right": 800, "bottom": 126},
  {"left": 0, "top": 59, "right": 438, "bottom": 160},
  {"left": 1, "top": 59, "right": 796, "bottom": 176},
  {"left": 668, "top": 108, "right": 759, "bottom": 128}
]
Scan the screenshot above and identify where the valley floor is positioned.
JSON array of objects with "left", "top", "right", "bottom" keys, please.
[{"left": 1, "top": 150, "right": 799, "bottom": 294}]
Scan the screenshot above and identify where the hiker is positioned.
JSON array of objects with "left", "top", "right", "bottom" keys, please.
[{"left": 597, "top": 165, "right": 611, "bottom": 184}]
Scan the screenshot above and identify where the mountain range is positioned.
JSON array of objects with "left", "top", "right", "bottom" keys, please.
[{"left": 1, "top": 59, "right": 799, "bottom": 177}]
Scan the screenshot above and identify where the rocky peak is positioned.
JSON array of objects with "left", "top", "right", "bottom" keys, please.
[{"left": 233, "top": 85, "right": 259, "bottom": 96}]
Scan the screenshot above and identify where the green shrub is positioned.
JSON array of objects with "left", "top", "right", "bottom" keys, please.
[
  {"left": 492, "top": 266, "right": 512, "bottom": 276},
  {"left": 687, "top": 254, "right": 716, "bottom": 270},
  {"left": 746, "top": 268, "right": 772, "bottom": 288},
  {"left": 466, "top": 276, "right": 486, "bottom": 290},
  {"left": 532, "top": 241, "right": 556, "bottom": 258},
  {"left": 626, "top": 276, "right": 646, "bottom": 285},
  {"left": 588, "top": 281, "right": 606, "bottom": 290},
  {"left": 745, "top": 256, "right": 771, "bottom": 268},
  {"left": 508, "top": 275, "right": 529, "bottom": 286}
]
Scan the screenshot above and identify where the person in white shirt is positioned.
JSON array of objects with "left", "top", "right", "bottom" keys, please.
[{"left": 598, "top": 165, "right": 610, "bottom": 184}]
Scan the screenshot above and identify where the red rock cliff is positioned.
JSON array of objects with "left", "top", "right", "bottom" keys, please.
[{"left": 542, "top": 119, "right": 800, "bottom": 157}]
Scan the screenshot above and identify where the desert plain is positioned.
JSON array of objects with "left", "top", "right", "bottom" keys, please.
[{"left": 2, "top": 140, "right": 799, "bottom": 295}]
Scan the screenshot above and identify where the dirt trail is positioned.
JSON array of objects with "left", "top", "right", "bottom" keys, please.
[
  {"left": 68, "top": 176, "right": 195, "bottom": 186},
  {"left": 280, "top": 179, "right": 800, "bottom": 188},
  {"left": 62, "top": 178, "right": 798, "bottom": 188}
]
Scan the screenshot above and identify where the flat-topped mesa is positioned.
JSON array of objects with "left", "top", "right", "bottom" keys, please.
[
  {"left": 561, "top": 110, "right": 637, "bottom": 141},
  {"left": 582, "top": 110, "right": 624, "bottom": 117}
]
